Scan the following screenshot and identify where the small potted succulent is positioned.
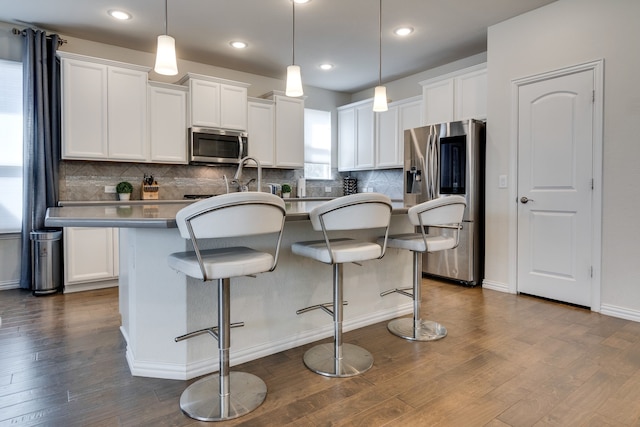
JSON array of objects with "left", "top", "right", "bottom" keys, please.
[
  {"left": 281, "top": 184, "right": 292, "bottom": 198},
  {"left": 116, "top": 181, "right": 133, "bottom": 201}
]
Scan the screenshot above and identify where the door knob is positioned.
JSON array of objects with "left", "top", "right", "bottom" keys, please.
[{"left": 520, "top": 196, "right": 533, "bottom": 204}]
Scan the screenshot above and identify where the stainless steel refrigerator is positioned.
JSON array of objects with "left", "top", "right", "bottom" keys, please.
[{"left": 404, "top": 119, "right": 485, "bottom": 286}]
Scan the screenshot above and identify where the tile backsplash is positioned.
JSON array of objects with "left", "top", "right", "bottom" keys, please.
[{"left": 58, "top": 161, "right": 403, "bottom": 201}]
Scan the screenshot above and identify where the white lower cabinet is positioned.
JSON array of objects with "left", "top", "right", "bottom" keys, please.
[{"left": 64, "top": 227, "right": 119, "bottom": 293}]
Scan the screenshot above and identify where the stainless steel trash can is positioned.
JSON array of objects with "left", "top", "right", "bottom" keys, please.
[{"left": 30, "top": 229, "right": 62, "bottom": 296}]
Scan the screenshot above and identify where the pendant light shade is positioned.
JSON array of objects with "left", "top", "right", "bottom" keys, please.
[
  {"left": 155, "top": 35, "right": 178, "bottom": 76},
  {"left": 373, "top": 86, "right": 388, "bottom": 112},
  {"left": 373, "top": 0, "right": 388, "bottom": 112},
  {"left": 285, "top": 1, "right": 303, "bottom": 97},
  {"left": 286, "top": 65, "right": 304, "bottom": 97},
  {"left": 154, "top": 0, "right": 178, "bottom": 76}
]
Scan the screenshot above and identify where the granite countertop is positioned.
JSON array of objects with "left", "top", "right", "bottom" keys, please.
[{"left": 47, "top": 198, "right": 408, "bottom": 229}]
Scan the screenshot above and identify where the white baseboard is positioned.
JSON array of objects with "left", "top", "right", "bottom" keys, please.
[
  {"left": 63, "top": 279, "right": 118, "bottom": 293},
  {"left": 124, "top": 303, "right": 412, "bottom": 380},
  {"left": 0, "top": 280, "right": 20, "bottom": 291},
  {"left": 482, "top": 279, "right": 511, "bottom": 293},
  {"left": 600, "top": 304, "right": 640, "bottom": 323}
]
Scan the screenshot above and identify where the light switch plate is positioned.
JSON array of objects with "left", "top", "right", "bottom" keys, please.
[
  {"left": 105, "top": 185, "right": 116, "bottom": 193},
  {"left": 498, "top": 175, "right": 508, "bottom": 188}
]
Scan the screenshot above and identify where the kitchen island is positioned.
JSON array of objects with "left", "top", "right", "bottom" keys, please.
[{"left": 46, "top": 199, "right": 413, "bottom": 380}]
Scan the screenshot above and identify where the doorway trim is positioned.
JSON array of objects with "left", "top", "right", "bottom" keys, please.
[{"left": 507, "top": 59, "right": 604, "bottom": 311}]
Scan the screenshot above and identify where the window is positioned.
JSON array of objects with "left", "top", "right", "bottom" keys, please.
[
  {"left": 303, "top": 108, "right": 331, "bottom": 180},
  {"left": 0, "top": 59, "right": 23, "bottom": 233}
]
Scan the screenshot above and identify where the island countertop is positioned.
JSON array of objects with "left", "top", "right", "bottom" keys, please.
[{"left": 45, "top": 198, "right": 408, "bottom": 228}]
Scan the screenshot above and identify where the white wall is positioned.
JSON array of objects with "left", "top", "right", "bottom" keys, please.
[{"left": 486, "top": 0, "right": 640, "bottom": 316}]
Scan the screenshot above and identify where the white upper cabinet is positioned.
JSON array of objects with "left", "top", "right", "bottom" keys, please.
[
  {"left": 376, "top": 96, "right": 422, "bottom": 169},
  {"left": 420, "top": 63, "right": 487, "bottom": 125},
  {"left": 179, "top": 73, "right": 250, "bottom": 131},
  {"left": 148, "top": 82, "right": 188, "bottom": 164},
  {"left": 60, "top": 52, "right": 150, "bottom": 161},
  {"left": 337, "top": 99, "right": 374, "bottom": 171},
  {"left": 268, "top": 92, "right": 304, "bottom": 168},
  {"left": 247, "top": 98, "right": 275, "bottom": 167},
  {"left": 338, "top": 107, "right": 356, "bottom": 171},
  {"left": 107, "top": 67, "right": 148, "bottom": 161}
]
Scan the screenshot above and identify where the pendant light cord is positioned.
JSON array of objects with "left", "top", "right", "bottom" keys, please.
[
  {"left": 292, "top": 1, "right": 296, "bottom": 65},
  {"left": 378, "top": 0, "right": 382, "bottom": 86},
  {"left": 164, "top": 0, "right": 169, "bottom": 36}
]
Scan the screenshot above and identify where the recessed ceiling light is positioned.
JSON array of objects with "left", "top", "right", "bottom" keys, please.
[
  {"left": 394, "top": 26, "right": 414, "bottom": 36},
  {"left": 108, "top": 9, "right": 132, "bottom": 20},
  {"left": 319, "top": 63, "right": 334, "bottom": 70},
  {"left": 230, "top": 41, "right": 248, "bottom": 49}
]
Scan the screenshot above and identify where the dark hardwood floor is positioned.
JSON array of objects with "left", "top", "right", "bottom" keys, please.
[{"left": 1, "top": 279, "right": 640, "bottom": 426}]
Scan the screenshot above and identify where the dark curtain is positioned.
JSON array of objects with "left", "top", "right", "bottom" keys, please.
[{"left": 19, "top": 29, "right": 61, "bottom": 289}]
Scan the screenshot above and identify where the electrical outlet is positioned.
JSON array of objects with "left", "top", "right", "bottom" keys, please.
[
  {"left": 105, "top": 185, "right": 116, "bottom": 193},
  {"left": 325, "top": 186, "right": 332, "bottom": 193}
]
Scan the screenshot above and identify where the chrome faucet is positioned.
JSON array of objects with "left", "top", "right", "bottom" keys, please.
[{"left": 232, "top": 156, "right": 262, "bottom": 192}]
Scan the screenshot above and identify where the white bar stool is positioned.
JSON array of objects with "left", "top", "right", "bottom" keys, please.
[
  {"left": 292, "top": 193, "right": 392, "bottom": 377},
  {"left": 167, "top": 192, "right": 286, "bottom": 422},
  {"left": 379, "top": 195, "right": 466, "bottom": 341}
]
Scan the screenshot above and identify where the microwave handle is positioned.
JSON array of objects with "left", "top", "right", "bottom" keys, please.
[{"left": 238, "top": 135, "right": 244, "bottom": 161}]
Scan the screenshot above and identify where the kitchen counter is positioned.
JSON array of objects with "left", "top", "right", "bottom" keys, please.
[
  {"left": 45, "top": 197, "right": 412, "bottom": 380},
  {"left": 46, "top": 199, "right": 408, "bottom": 228}
]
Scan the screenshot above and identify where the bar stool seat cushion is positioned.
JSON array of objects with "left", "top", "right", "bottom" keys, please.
[
  {"left": 168, "top": 247, "right": 274, "bottom": 281},
  {"left": 382, "top": 233, "right": 457, "bottom": 253},
  {"left": 292, "top": 238, "right": 383, "bottom": 265}
]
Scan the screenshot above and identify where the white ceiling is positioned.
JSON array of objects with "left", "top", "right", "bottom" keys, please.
[{"left": 1, "top": 0, "right": 557, "bottom": 93}]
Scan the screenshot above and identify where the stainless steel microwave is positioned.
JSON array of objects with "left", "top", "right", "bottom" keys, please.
[{"left": 189, "top": 127, "right": 248, "bottom": 165}]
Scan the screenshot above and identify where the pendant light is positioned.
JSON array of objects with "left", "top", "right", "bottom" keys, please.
[
  {"left": 286, "top": 0, "right": 304, "bottom": 97},
  {"left": 373, "top": 0, "right": 388, "bottom": 112},
  {"left": 154, "top": 0, "right": 178, "bottom": 76}
]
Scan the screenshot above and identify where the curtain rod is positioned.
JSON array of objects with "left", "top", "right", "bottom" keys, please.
[{"left": 12, "top": 27, "right": 67, "bottom": 46}]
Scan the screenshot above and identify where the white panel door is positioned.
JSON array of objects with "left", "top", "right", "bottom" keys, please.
[{"left": 517, "top": 69, "right": 594, "bottom": 306}]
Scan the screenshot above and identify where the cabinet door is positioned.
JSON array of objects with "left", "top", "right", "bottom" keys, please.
[
  {"left": 107, "top": 67, "right": 148, "bottom": 161},
  {"left": 190, "top": 79, "right": 221, "bottom": 127},
  {"left": 338, "top": 107, "right": 356, "bottom": 171},
  {"left": 248, "top": 101, "right": 275, "bottom": 167},
  {"left": 61, "top": 59, "right": 108, "bottom": 159},
  {"left": 274, "top": 96, "right": 304, "bottom": 168},
  {"left": 422, "top": 78, "right": 454, "bottom": 125},
  {"left": 355, "top": 101, "right": 375, "bottom": 169},
  {"left": 220, "top": 84, "right": 248, "bottom": 131},
  {"left": 64, "top": 227, "right": 116, "bottom": 284},
  {"left": 149, "top": 84, "right": 188, "bottom": 163},
  {"left": 376, "top": 106, "right": 399, "bottom": 168},
  {"left": 455, "top": 68, "right": 487, "bottom": 121},
  {"left": 398, "top": 99, "right": 422, "bottom": 163}
]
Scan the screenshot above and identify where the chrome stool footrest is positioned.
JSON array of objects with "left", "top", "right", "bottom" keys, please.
[
  {"left": 180, "top": 371, "right": 267, "bottom": 422},
  {"left": 380, "top": 287, "right": 413, "bottom": 298},
  {"left": 387, "top": 318, "right": 447, "bottom": 341},
  {"left": 303, "top": 342, "right": 373, "bottom": 378},
  {"left": 296, "top": 301, "right": 348, "bottom": 316},
  {"left": 174, "top": 322, "right": 245, "bottom": 342}
]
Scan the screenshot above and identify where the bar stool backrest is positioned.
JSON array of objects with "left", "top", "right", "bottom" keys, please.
[
  {"left": 175, "top": 192, "right": 287, "bottom": 240},
  {"left": 308, "top": 193, "right": 392, "bottom": 232},
  {"left": 408, "top": 195, "right": 466, "bottom": 228}
]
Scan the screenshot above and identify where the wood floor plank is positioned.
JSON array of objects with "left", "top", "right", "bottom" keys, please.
[{"left": 2, "top": 280, "right": 640, "bottom": 426}]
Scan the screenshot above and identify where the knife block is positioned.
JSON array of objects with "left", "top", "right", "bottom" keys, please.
[{"left": 141, "top": 181, "right": 159, "bottom": 200}]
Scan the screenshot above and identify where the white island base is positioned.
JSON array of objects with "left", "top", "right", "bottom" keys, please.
[{"left": 118, "top": 216, "right": 413, "bottom": 380}]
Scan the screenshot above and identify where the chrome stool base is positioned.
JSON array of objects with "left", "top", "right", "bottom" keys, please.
[
  {"left": 387, "top": 318, "right": 447, "bottom": 341},
  {"left": 303, "top": 343, "right": 373, "bottom": 378},
  {"left": 180, "top": 371, "right": 267, "bottom": 422}
]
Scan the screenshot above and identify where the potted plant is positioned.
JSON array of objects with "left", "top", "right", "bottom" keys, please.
[
  {"left": 281, "top": 183, "right": 292, "bottom": 198},
  {"left": 116, "top": 181, "right": 133, "bottom": 201}
]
